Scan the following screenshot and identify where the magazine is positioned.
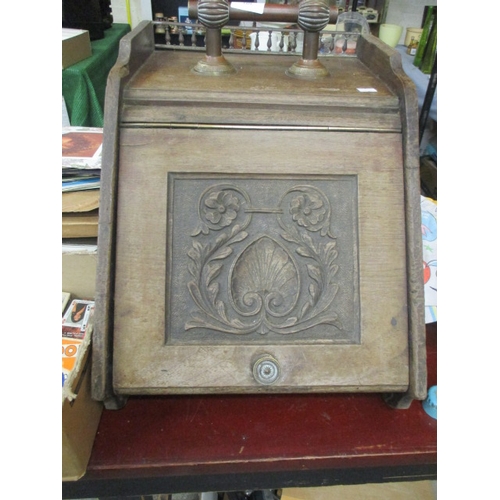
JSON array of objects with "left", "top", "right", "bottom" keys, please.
[
  {"left": 62, "top": 177, "right": 100, "bottom": 192},
  {"left": 62, "top": 127, "right": 103, "bottom": 170}
]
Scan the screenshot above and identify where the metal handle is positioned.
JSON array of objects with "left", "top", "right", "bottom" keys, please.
[
  {"left": 190, "top": 0, "right": 338, "bottom": 78},
  {"left": 188, "top": 1, "right": 338, "bottom": 24}
]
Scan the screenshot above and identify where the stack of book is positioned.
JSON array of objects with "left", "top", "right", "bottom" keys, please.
[{"left": 62, "top": 127, "right": 103, "bottom": 238}]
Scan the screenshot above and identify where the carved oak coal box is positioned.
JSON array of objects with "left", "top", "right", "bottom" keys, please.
[{"left": 92, "top": 14, "right": 426, "bottom": 410}]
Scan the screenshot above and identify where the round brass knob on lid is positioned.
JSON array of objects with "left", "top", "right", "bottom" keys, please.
[{"left": 253, "top": 355, "right": 280, "bottom": 385}]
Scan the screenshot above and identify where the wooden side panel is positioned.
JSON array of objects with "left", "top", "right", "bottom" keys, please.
[
  {"left": 92, "top": 21, "right": 155, "bottom": 406},
  {"left": 358, "top": 35, "right": 426, "bottom": 406}
]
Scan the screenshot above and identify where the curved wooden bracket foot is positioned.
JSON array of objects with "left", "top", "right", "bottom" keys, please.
[
  {"left": 383, "top": 392, "right": 415, "bottom": 409},
  {"left": 103, "top": 394, "right": 128, "bottom": 410}
]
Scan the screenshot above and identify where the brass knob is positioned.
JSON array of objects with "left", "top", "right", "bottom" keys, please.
[
  {"left": 253, "top": 355, "right": 280, "bottom": 385},
  {"left": 297, "top": 0, "right": 330, "bottom": 32},
  {"left": 197, "top": 0, "right": 230, "bottom": 29}
]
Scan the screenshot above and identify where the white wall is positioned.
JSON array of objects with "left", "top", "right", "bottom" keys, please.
[
  {"left": 385, "top": 0, "right": 437, "bottom": 45},
  {"left": 110, "top": 0, "right": 153, "bottom": 28}
]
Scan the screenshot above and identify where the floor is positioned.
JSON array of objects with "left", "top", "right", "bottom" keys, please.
[
  {"left": 281, "top": 481, "right": 437, "bottom": 499},
  {"left": 75, "top": 480, "right": 437, "bottom": 500}
]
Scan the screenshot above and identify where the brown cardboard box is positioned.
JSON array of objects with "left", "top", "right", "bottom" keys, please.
[
  {"left": 62, "top": 28, "right": 92, "bottom": 69},
  {"left": 62, "top": 243, "right": 102, "bottom": 481},
  {"left": 62, "top": 243, "right": 97, "bottom": 300}
]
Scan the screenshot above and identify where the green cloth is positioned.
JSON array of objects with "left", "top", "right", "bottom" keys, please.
[{"left": 62, "top": 23, "right": 131, "bottom": 127}]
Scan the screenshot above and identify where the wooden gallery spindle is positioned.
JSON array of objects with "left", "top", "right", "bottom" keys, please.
[
  {"left": 192, "top": 0, "right": 236, "bottom": 75},
  {"left": 287, "top": 0, "right": 332, "bottom": 78}
]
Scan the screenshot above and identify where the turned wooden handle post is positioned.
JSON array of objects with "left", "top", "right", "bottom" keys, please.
[
  {"left": 287, "top": 0, "right": 332, "bottom": 78},
  {"left": 192, "top": 0, "right": 236, "bottom": 75},
  {"left": 205, "top": 25, "right": 223, "bottom": 58}
]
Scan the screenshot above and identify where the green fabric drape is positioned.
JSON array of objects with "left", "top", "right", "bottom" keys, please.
[{"left": 62, "top": 23, "right": 131, "bottom": 127}]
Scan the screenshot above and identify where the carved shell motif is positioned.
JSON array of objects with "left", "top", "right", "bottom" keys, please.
[{"left": 230, "top": 237, "right": 300, "bottom": 318}]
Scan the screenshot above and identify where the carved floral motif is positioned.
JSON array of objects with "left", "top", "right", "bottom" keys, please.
[
  {"left": 279, "top": 185, "right": 335, "bottom": 238},
  {"left": 290, "top": 192, "right": 326, "bottom": 229},
  {"left": 185, "top": 183, "right": 342, "bottom": 335},
  {"left": 203, "top": 190, "right": 240, "bottom": 227}
]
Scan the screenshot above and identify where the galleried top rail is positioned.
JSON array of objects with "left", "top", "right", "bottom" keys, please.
[{"left": 154, "top": 22, "right": 360, "bottom": 57}]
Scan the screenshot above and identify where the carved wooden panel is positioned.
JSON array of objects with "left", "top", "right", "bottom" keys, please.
[{"left": 167, "top": 174, "right": 360, "bottom": 345}]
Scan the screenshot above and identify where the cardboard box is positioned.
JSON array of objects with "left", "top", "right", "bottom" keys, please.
[
  {"left": 62, "top": 243, "right": 98, "bottom": 300},
  {"left": 62, "top": 344, "right": 102, "bottom": 481},
  {"left": 62, "top": 243, "right": 102, "bottom": 481},
  {"left": 62, "top": 28, "right": 92, "bottom": 69}
]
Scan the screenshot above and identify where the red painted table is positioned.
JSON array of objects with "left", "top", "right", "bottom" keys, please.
[{"left": 62, "top": 323, "right": 437, "bottom": 498}]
